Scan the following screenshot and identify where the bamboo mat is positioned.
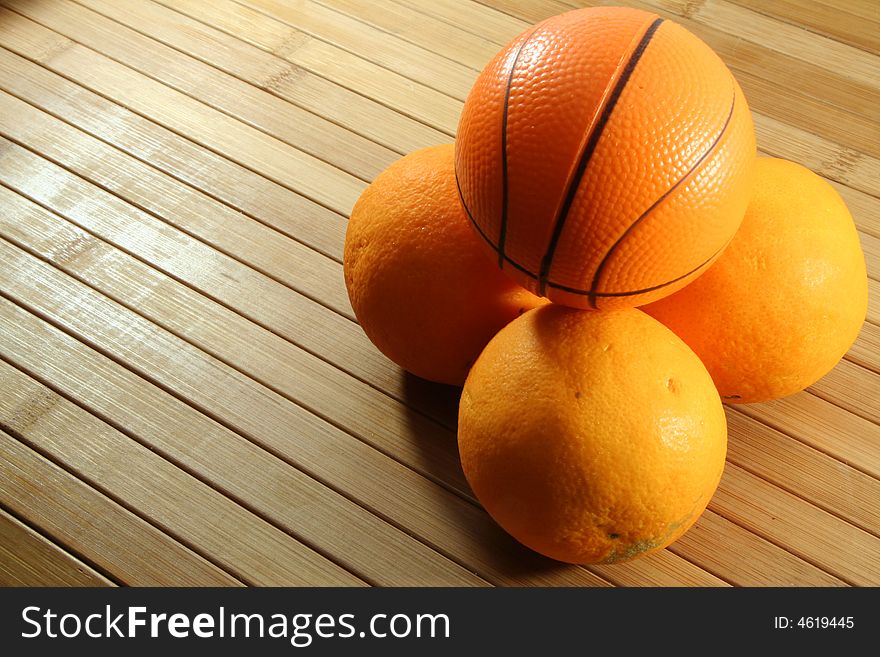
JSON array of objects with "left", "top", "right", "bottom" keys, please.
[{"left": 0, "top": 0, "right": 877, "bottom": 587}]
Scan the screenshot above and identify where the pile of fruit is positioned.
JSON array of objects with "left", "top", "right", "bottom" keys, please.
[{"left": 343, "top": 7, "right": 867, "bottom": 565}]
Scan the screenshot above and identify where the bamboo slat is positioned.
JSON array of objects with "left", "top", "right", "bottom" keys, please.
[
  {"left": 0, "top": 93, "right": 352, "bottom": 318},
  {"left": 711, "top": 463, "right": 880, "bottom": 585},
  {"left": 238, "top": 0, "right": 479, "bottom": 96},
  {"left": 0, "top": 47, "right": 346, "bottom": 260},
  {"left": 669, "top": 509, "right": 844, "bottom": 587},
  {"left": 728, "top": 0, "right": 880, "bottom": 54},
  {"left": 0, "top": 334, "right": 363, "bottom": 586},
  {"left": 0, "top": 505, "right": 114, "bottom": 587},
  {"left": 809, "top": 358, "right": 880, "bottom": 426},
  {"left": 75, "top": 0, "right": 445, "bottom": 153},
  {"left": 156, "top": 0, "right": 462, "bottom": 132},
  {"left": 7, "top": 0, "right": 398, "bottom": 182},
  {"left": 0, "top": 300, "right": 482, "bottom": 587},
  {"left": 0, "top": 5, "right": 366, "bottom": 215},
  {"left": 0, "top": 424, "right": 240, "bottom": 586}
]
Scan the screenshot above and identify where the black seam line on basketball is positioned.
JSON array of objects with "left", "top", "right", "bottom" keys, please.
[
  {"left": 455, "top": 167, "right": 493, "bottom": 246},
  {"left": 456, "top": 168, "right": 543, "bottom": 281},
  {"left": 535, "top": 16, "right": 665, "bottom": 297},
  {"left": 457, "top": 170, "right": 722, "bottom": 298},
  {"left": 457, "top": 165, "right": 722, "bottom": 298},
  {"left": 498, "top": 27, "right": 541, "bottom": 269},
  {"left": 552, "top": 239, "right": 729, "bottom": 297},
  {"left": 463, "top": 202, "right": 720, "bottom": 298},
  {"left": 586, "top": 85, "right": 738, "bottom": 308}
]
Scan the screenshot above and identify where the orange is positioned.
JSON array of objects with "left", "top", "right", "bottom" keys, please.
[
  {"left": 643, "top": 157, "right": 868, "bottom": 404},
  {"left": 455, "top": 6, "right": 755, "bottom": 309},
  {"left": 344, "top": 144, "right": 547, "bottom": 386},
  {"left": 458, "top": 305, "right": 727, "bottom": 564}
]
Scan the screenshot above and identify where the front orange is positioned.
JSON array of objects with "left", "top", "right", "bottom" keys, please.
[
  {"left": 458, "top": 306, "right": 727, "bottom": 564},
  {"left": 455, "top": 6, "right": 755, "bottom": 309}
]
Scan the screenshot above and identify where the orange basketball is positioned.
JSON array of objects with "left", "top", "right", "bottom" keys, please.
[{"left": 455, "top": 6, "right": 756, "bottom": 309}]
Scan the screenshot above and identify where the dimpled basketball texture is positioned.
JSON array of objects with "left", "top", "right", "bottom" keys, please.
[
  {"left": 455, "top": 6, "right": 756, "bottom": 309},
  {"left": 458, "top": 305, "right": 727, "bottom": 564}
]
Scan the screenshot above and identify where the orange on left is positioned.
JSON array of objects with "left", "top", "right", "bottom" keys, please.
[{"left": 344, "top": 144, "right": 547, "bottom": 386}]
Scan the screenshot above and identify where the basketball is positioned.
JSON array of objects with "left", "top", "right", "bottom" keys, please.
[{"left": 455, "top": 6, "right": 756, "bottom": 309}]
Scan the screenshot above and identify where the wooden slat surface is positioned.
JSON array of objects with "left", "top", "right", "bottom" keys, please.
[
  {"left": 0, "top": 0, "right": 876, "bottom": 586},
  {"left": 0, "top": 425, "right": 239, "bottom": 586},
  {"left": 0, "top": 506, "right": 114, "bottom": 587}
]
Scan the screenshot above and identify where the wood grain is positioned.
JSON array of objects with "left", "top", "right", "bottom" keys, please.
[
  {"left": 809, "top": 358, "right": 880, "bottom": 425},
  {"left": 238, "top": 0, "right": 479, "bottom": 97},
  {"left": 0, "top": 332, "right": 363, "bottom": 586},
  {"left": 0, "top": 47, "right": 347, "bottom": 260},
  {"left": 724, "top": 410, "right": 880, "bottom": 535},
  {"left": 75, "top": 0, "right": 445, "bottom": 154},
  {"left": 0, "top": 505, "right": 114, "bottom": 587},
  {"left": 669, "top": 509, "right": 844, "bottom": 587},
  {"left": 0, "top": 96, "right": 352, "bottom": 320},
  {"left": 0, "top": 246, "right": 484, "bottom": 585},
  {"left": 712, "top": 463, "right": 880, "bottom": 585},
  {"left": 156, "top": 0, "right": 461, "bottom": 132},
  {"left": 0, "top": 423, "right": 240, "bottom": 586},
  {"left": 0, "top": 5, "right": 366, "bottom": 216},
  {"left": 728, "top": 0, "right": 880, "bottom": 54},
  {"left": 0, "top": 0, "right": 876, "bottom": 586},
  {"left": 6, "top": 0, "right": 397, "bottom": 182},
  {"left": 315, "top": 0, "right": 501, "bottom": 70}
]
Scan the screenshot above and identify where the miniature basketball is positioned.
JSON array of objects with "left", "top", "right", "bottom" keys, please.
[{"left": 455, "top": 6, "right": 756, "bottom": 309}]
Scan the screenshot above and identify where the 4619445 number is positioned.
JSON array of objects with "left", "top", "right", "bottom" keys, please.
[{"left": 774, "top": 617, "right": 854, "bottom": 629}]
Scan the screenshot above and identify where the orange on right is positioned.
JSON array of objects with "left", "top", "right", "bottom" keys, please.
[{"left": 643, "top": 157, "right": 868, "bottom": 404}]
